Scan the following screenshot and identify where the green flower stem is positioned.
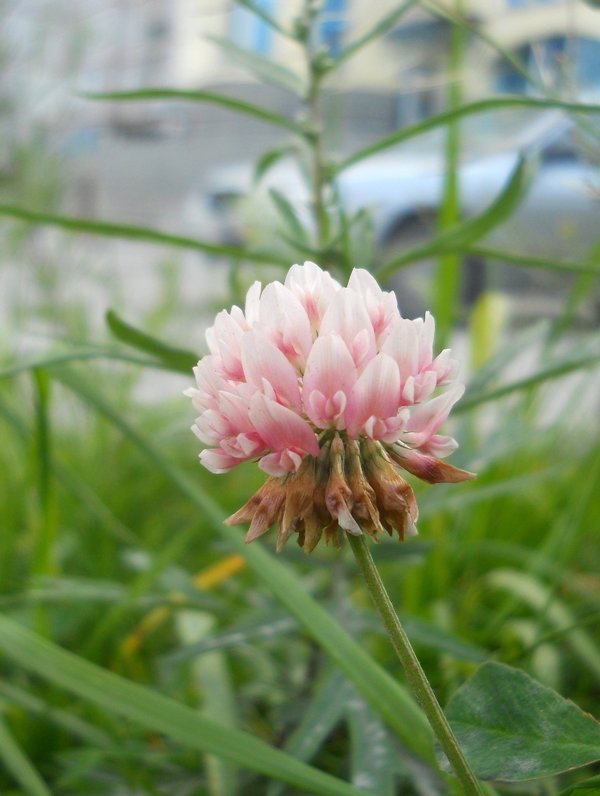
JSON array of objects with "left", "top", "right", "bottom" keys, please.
[{"left": 347, "top": 533, "right": 484, "bottom": 796}]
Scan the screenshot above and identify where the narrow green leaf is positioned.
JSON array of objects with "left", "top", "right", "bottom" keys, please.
[
  {"left": 235, "top": 0, "right": 291, "bottom": 37},
  {"left": 267, "top": 671, "right": 353, "bottom": 796},
  {"left": 558, "top": 774, "right": 600, "bottom": 796},
  {"left": 177, "top": 611, "right": 239, "bottom": 796},
  {"left": 0, "top": 681, "right": 111, "bottom": 749},
  {"left": 0, "top": 204, "right": 289, "bottom": 265},
  {"left": 466, "top": 247, "right": 600, "bottom": 276},
  {"left": 433, "top": 7, "right": 465, "bottom": 349},
  {"left": 336, "top": 97, "right": 600, "bottom": 173},
  {"left": 254, "top": 145, "right": 296, "bottom": 184},
  {"left": 333, "top": 0, "right": 419, "bottom": 67},
  {"left": 269, "top": 188, "right": 310, "bottom": 244},
  {"left": 444, "top": 661, "right": 600, "bottom": 781},
  {"left": 346, "top": 693, "right": 397, "bottom": 796},
  {"left": 0, "top": 714, "right": 52, "bottom": 796},
  {"left": 207, "top": 35, "right": 306, "bottom": 97},
  {"left": 0, "top": 350, "right": 170, "bottom": 380},
  {"left": 0, "top": 616, "right": 370, "bottom": 796},
  {"left": 456, "top": 352, "right": 600, "bottom": 413},
  {"left": 486, "top": 570, "right": 600, "bottom": 683},
  {"left": 53, "top": 367, "right": 436, "bottom": 764},
  {"left": 377, "top": 157, "right": 532, "bottom": 281},
  {"left": 84, "top": 88, "right": 303, "bottom": 134},
  {"left": 105, "top": 311, "right": 196, "bottom": 374},
  {"left": 32, "top": 369, "right": 57, "bottom": 579},
  {"left": 162, "top": 614, "right": 296, "bottom": 666}
]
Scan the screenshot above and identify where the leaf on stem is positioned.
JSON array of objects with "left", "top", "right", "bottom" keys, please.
[
  {"left": 0, "top": 204, "right": 289, "bottom": 265},
  {"left": 207, "top": 35, "right": 306, "bottom": 97},
  {"left": 84, "top": 88, "right": 304, "bottom": 134},
  {"left": 377, "top": 157, "right": 532, "bottom": 280},
  {"left": 444, "top": 661, "right": 600, "bottom": 781},
  {"left": 105, "top": 310, "right": 197, "bottom": 374},
  {"left": 336, "top": 96, "right": 600, "bottom": 173}
]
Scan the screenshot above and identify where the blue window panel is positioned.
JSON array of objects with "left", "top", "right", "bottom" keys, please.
[
  {"left": 576, "top": 38, "right": 600, "bottom": 86},
  {"left": 320, "top": 0, "right": 347, "bottom": 57},
  {"left": 507, "top": 0, "right": 556, "bottom": 6},
  {"left": 230, "top": 0, "right": 275, "bottom": 55}
]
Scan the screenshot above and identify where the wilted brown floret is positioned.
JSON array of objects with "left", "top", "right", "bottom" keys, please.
[{"left": 225, "top": 432, "right": 424, "bottom": 553}]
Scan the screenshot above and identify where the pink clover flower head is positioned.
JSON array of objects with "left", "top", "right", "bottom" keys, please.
[{"left": 187, "top": 261, "right": 474, "bottom": 552}]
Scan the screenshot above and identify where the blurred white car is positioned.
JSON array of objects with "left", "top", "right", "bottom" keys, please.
[{"left": 207, "top": 109, "right": 600, "bottom": 318}]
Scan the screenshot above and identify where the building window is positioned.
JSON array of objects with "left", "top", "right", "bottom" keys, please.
[
  {"left": 495, "top": 35, "right": 600, "bottom": 95},
  {"left": 319, "top": 0, "right": 347, "bottom": 57},
  {"left": 230, "top": 0, "right": 275, "bottom": 56},
  {"left": 506, "top": 0, "right": 556, "bottom": 7}
]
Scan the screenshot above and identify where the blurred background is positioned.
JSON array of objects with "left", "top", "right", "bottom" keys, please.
[{"left": 1, "top": 2, "right": 600, "bottom": 794}]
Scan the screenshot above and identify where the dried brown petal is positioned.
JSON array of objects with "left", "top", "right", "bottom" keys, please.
[
  {"left": 325, "top": 434, "right": 361, "bottom": 535},
  {"left": 389, "top": 445, "right": 476, "bottom": 484}
]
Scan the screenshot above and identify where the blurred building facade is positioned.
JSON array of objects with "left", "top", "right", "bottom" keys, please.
[
  {"left": 61, "top": 0, "right": 599, "bottom": 137},
  {"left": 4, "top": 1, "right": 600, "bottom": 223}
]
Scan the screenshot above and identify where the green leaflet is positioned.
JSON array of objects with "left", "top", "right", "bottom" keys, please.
[{"left": 444, "top": 661, "right": 600, "bottom": 781}]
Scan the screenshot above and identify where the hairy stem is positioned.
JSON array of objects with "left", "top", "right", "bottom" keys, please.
[{"left": 347, "top": 533, "right": 484, "bottom": 796}]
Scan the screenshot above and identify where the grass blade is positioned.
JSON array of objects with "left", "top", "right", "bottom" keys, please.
[
  {"left": 346, "top": 693, "right": 397, "bottom": 796},
  {"left": 0, "top": 615, "right": 369, "bottom": 796},
  {"left": 207, "top": 35, "right": 306, "bottom": 97},
  {"left": 0, "top": 714, "right": 52, "bottom": 796},
  {"left": 332, "top": 0, "right": 419, "bottom": 68},
  {"left": 433, "top": 4, "right": 465, "bottom": 349},
  {"left": 377, "top": 157, "right": 531, "bottom": 281},
  {"left": 336, "top": 97, "right": 600, "bottom": 173},
  {"left": 84, "top": 88, "right": 304, "bottom": 134},
  {"left": 0, "top": 204, "right": 289, "bottom": 265},
  {"left": 106, "top": 310, "right": 197, "bottom": 374},
  {"left": 466, "top": 246, "right": 600, "bottom": 276},
  {"left": 456, "top": 352, "right": 600, "bottom": 413},
  {"left": 0, "top": 682, "right": 110, "bottom": 748},
  {"left": 0, "top": 349, "right": 177, "bottom": 380},
  {"left": 176, "top": 611, "right": 239, "bottom": 796},
  {"left": 267, "top": 671, "right": 353, "bottom": 796},
  {"left": 235, "top": 0, "right": 292, "bottom": 38},
  {"left": 486, "top": 570, "right": 600, "bottom": 683}
]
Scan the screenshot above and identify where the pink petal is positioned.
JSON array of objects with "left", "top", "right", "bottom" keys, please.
[
  {"left": 302, "top": 334, "right": 357, "bottom": 428},
  {"left": 248, "top": 393, "right": 320, "bottom": 457},
  {"left": 403, "top": 384, "right": 465, "bottom": 449},
  {"left": 346, "top": 353, "right": 401, "bottom": 439},
  {"left": 244, "top": 280, "right": 262, "bottom": 326},
  {"left": 185, "top": 356, "right": 230, "bottom": 412},
  {"left": 347, "top": 268, "right": 399, "bottom": 339},
  {"left": 258, "top": 450, "right": 304, "bottom": 477},
  {"left": 431, "top": 348, "right": 460, "bottom": 385},
  {"left": 259, "top": 281, "right": 313, "bottom": 367},
  {"left": 205, "top": 310, "right": 246, "bottom": 380},
  {"left": 241, "top": 330, "right": 301, "bottom": 412},
  {"left": 284, "top": 261, "right": 341, "bottom": 329},
  {"left": 416, "top": 311, "right": 435, "bottom": 370},
  {"left": 199, "top": 448, "right": 239, "bottom": 473},
  {"left": 422, "top": 434, "right": 459, "bottom": 459},
  {"left": 319, "top": 288, "right": 376, "bottom": 369},
  {"left": 381, "top": 318, "right": 420, "bottom": 385}
]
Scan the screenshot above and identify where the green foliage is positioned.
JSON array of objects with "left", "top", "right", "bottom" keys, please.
[{"left": 444, "top": 662, "right": 600, "bottom": 781}]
